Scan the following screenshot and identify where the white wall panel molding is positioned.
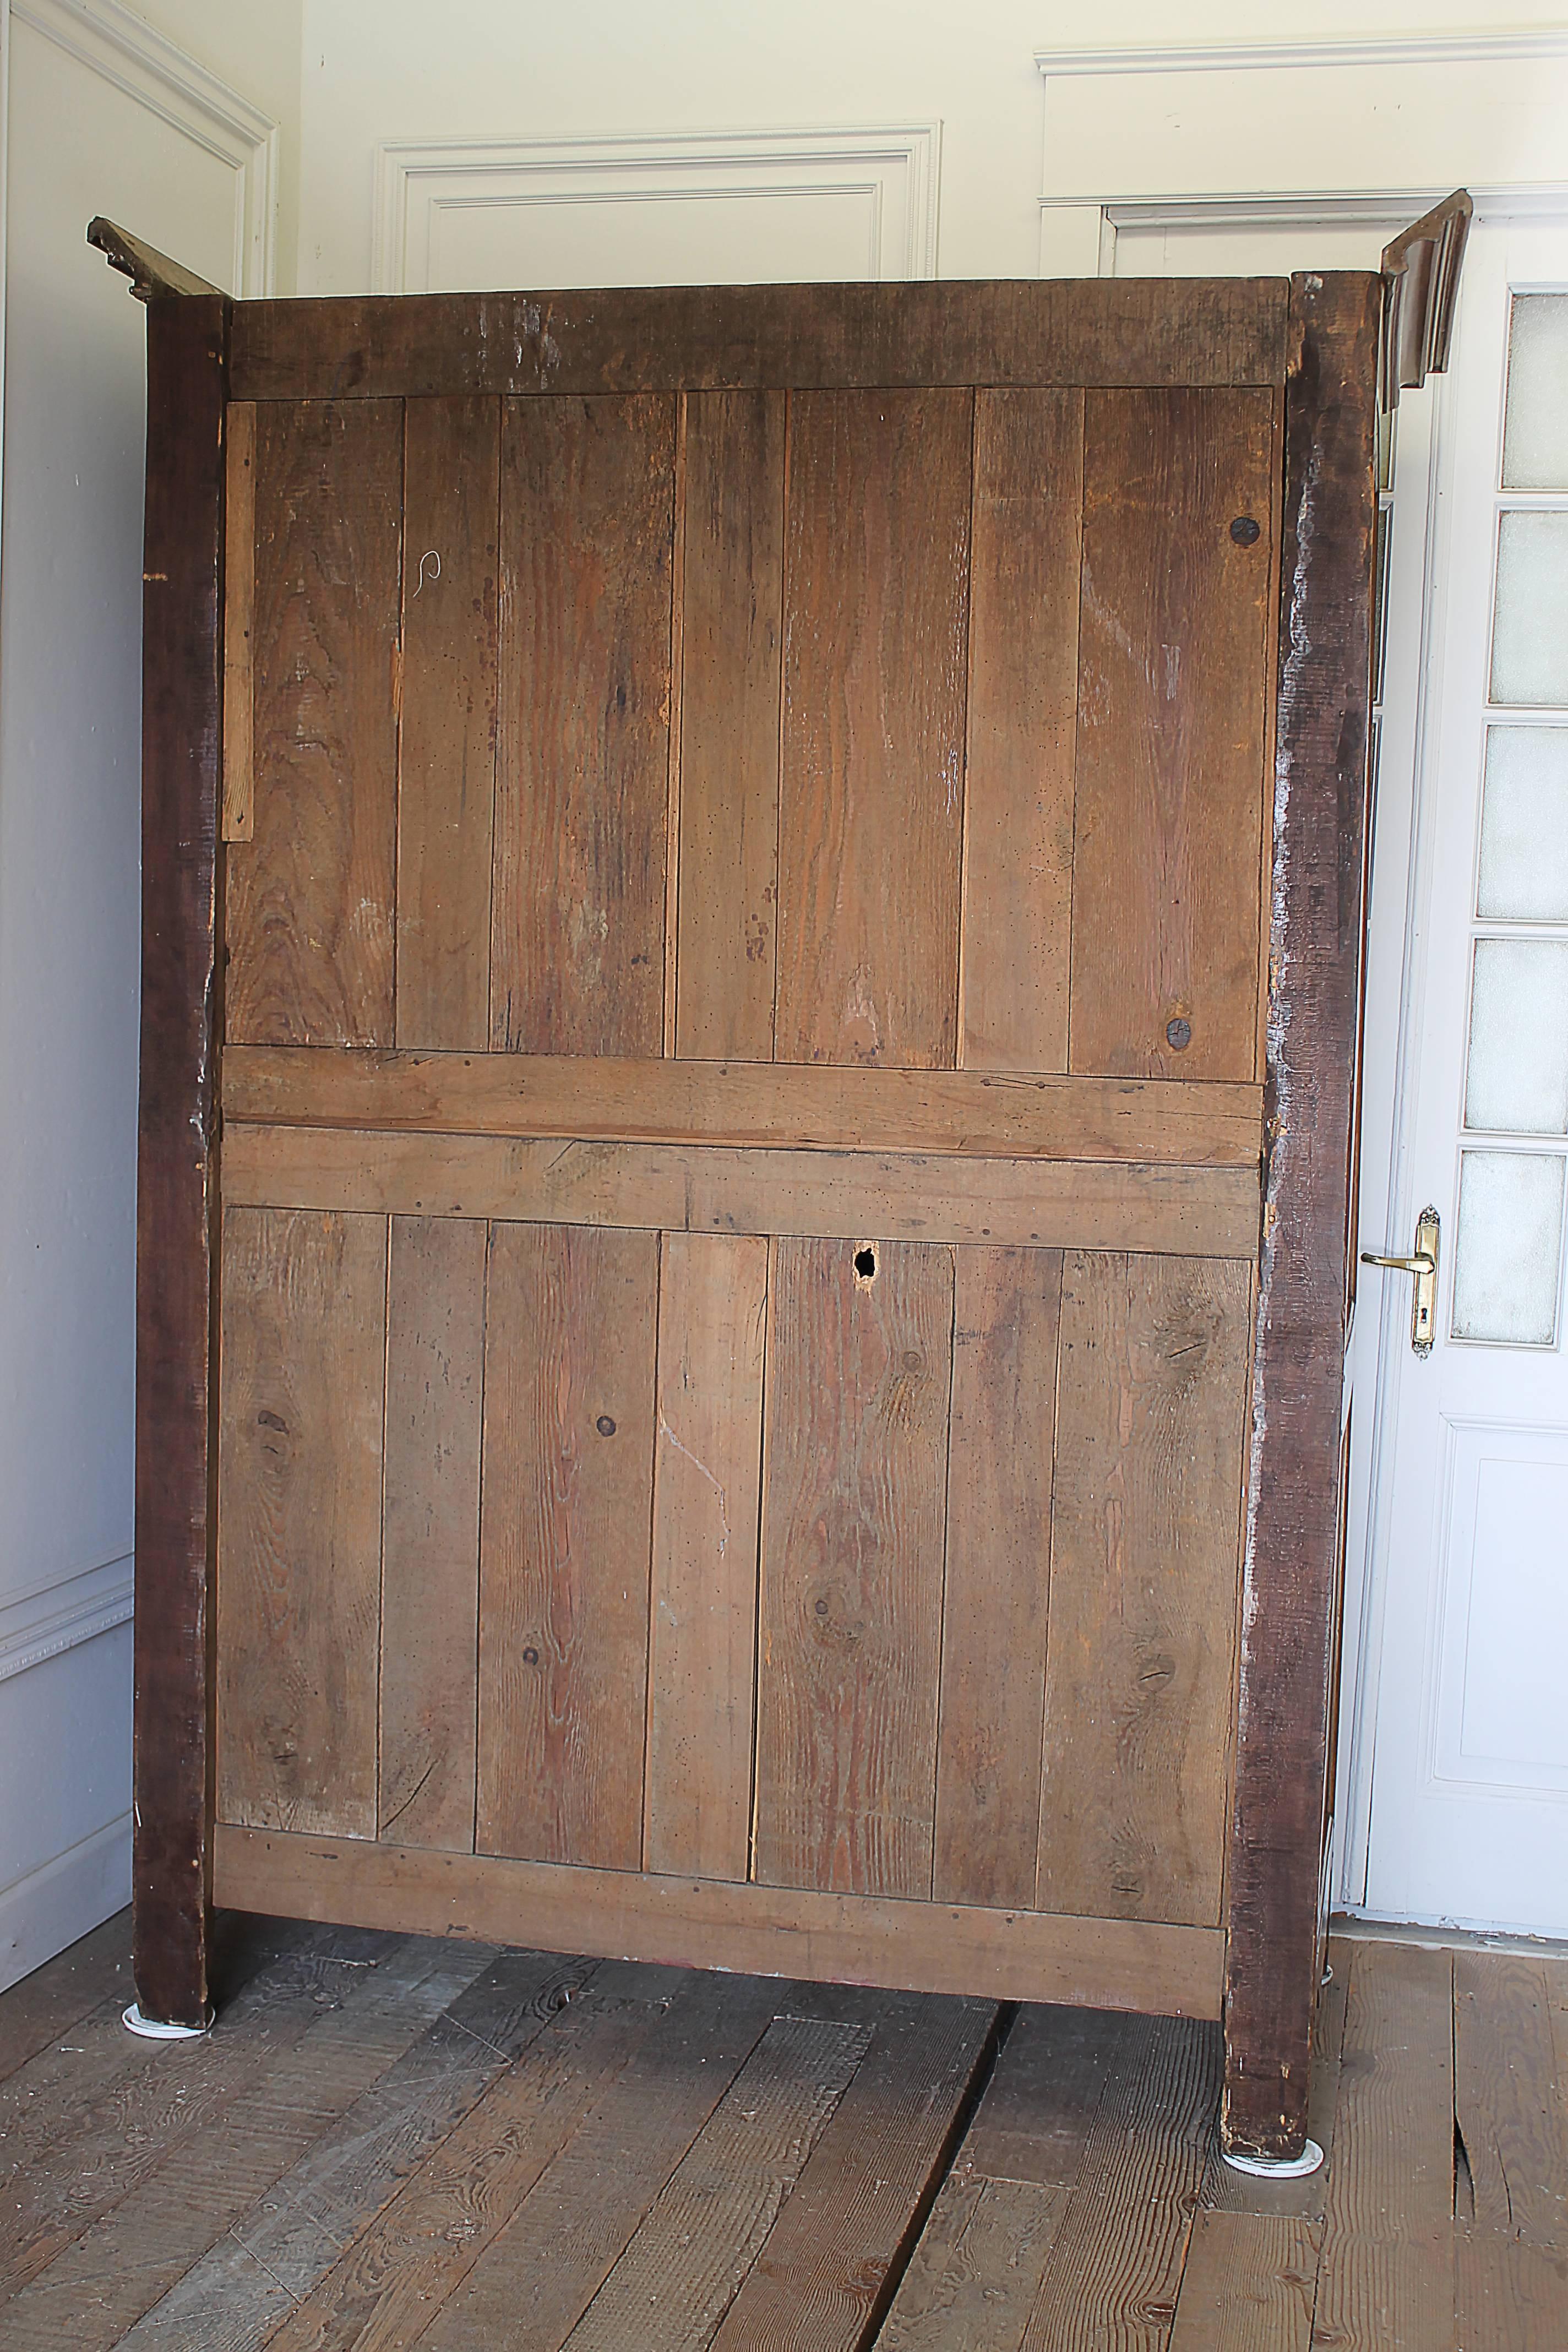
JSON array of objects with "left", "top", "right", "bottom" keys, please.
[
  {"left": 12, "top": 0, "right": 278, "bottom": 292},
  {"left": 0, "top": 1553, "right": 133, "bottom": 1685},
  {"left": 0, "top": 1810, "right": 128, "bottom": 1993},
  {"left": 372, "top": 122, "right": 941, "bottom": 293},
  {"left": 1035, "top": 31, "right": 1568, "bottom": 79}
]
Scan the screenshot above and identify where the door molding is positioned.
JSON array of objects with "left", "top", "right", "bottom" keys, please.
[
  {"left": 372, "top": 122, "right": 943, "bottom": 295},
  {"left": 12, "top": 0, "right": 278, "bottom": 295}
]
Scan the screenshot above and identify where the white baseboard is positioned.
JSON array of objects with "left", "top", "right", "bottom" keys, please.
[{"left": 0, "top": 1810, "right": 130, "bottom": 1996}]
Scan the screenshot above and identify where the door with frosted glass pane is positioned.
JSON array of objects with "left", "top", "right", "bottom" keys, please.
[{"left": 1359, "top": 224, "right": 1568, "bottom": 1932}]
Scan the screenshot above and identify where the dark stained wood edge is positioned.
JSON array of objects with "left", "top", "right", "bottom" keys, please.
[
  {"left": 230, "top": 277, "right": 1289, "bottom": 401},
  {"left": 213, "top": 1823, "right": 1227, "bottom": 2018},
  {"left": 132, "top": 291, "right": 230, "bottom": 2027},
  {"left": 1221, "top": 272, "right": 1381, "bottom": 2162},
  {"left": 1380, "top": 188, "right": 1472, "bottom": 409},
  {"left": 88, "top": 217, "right": 225, "bottom": 303}
]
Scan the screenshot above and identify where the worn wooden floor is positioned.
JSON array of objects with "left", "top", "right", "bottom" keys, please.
[{"left": 2, "top": 1913, "right": 1565, "bottom": 2349}]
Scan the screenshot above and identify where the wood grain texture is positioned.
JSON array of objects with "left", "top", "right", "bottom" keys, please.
[
  {"left": 0, "top": 1929, "right": 466, "bottom": 2352},
  {"left": 562, "top": 2013, "right": 871, "bottom": 2352},
  {"left": 1455, "top": 2226, "right": 1568, "bottom": 2352},
  {"left": 1455, "top": 1954, "right": 1568, "bottom": 2251},
  {"left": 379, "top": 1216, "right": 486, "bottom": 1852},
  {"left": 238, "top": 1964, "right": 669, "bottom": 2352},
  {"left": 418, "top": 1970, "right": 783, "bottom": 2351},
  {"left": 1017, "top": 2011, "right": 1223, "bottom": 2351},
  {"left": 676, "top": 388, "right": 785, "bottom": 1059},
  {"left": 753, "top": 1237, "right": 954, "bottom": 1899},
  {"left": 646, "top": 1232, "right": 768, "bottom": 1882},
  {"left": 476, "top": 1221, "right": 658, "bottom": 1869},
  {"left": 220, "top": 398, "right": 255, "bottom": 841},
  {"left": 214, "top": 1825, "right": 1226, "bottom": 2016},
  {"left": 396, "top": 395, "right": 500, "bottom": 1051},
  {"left": 1069, "top": 386, "right": 1276, "bottom": 1082},
  {"left": 224, "top": 1126, "right": 1260, "bottom": 1261},
  {"left": 133, "top": 293, "right": 227, "bottom": 2028},
  {"left": 775, "top": 388, "right": 969, "bottom": 1069},
  {"left": 1222, "top": 274, "right": 1382, "bottom": 2164},
  {"left": 0, "top": 1910, "right": 129, "bottom": 2088},
  {"left": 1311, "top": 1940, "right": 1455, "bottom": 2352},
  {"left": 491, "top": 393, "right": 674, "bottom": 1054},
  {"left": 961, "top": 2003, "right": 1128, "bottom": 2192},
  {"left": 934, "top": 1248, "right": 1062, "bottom": 1909},
  {"left": 879, "top": 2174, "right": 1069, "bottom": 2350},
  {"left": 1037, "top": 1251, "right": 1251, "bottom": 1929},
  {"left": 706, "top": 1991, "right": 1000, "bottom": 2352},
  {"left": 224, "top": 1045, "right": 1266, "bottom": 1165},
  {"left": 225, "top": 398, "right": 402, "bottom": 1046},
  {"left": 961, "top": 388, "right": 1082, "bottom": 1074},
  {"left": 1167, "top": 2210, "right": 1317, "bottom": 2352},
  {"left": 216, "top": 1207, "right": 388, "bottom": 1838},
  {"left": 231, "top": 278, "right": 1291, "bottom": 401},
  {"left": 114, "top": 1947, "right": 570, "bottom": 2352}
]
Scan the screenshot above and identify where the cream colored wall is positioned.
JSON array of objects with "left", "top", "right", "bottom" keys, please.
[
  {"left": 135, "top": 0, "right": 304, "bottom": 287},
  {"left": 293, "top": 0, "right": 1568, "bottom": 293}
]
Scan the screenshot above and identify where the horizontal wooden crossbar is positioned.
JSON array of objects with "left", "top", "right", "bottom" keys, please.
[
  {"left": 214, "top": 1823, "right": 1226, "bottom": 2019},
  {"left": 229, "top": 279, "right": 1289, "bottom": 401},
  {"left": 221, "top": 1123, "right": 1260, "bottom": 1257},
  {"left": 222, "top": 1049, "right": 1264, "bottom": 1167}
]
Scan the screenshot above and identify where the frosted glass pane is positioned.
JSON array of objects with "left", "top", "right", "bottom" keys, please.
[
  {"left": 1451, "top": 1150, "right": 1565, "bottom": 1344},
  {"left": 1492, "top": 513, "right": 1568, "bottom": 705},
  {"left": 1478, "top": 728, "right": 1568, "bottom": 919},
  {"left": 1503, "top": 293, "right": 1568, "bottom": 489},
  {"left": 1466, "top": 940, "right": 1568, "bottom": 1133}
]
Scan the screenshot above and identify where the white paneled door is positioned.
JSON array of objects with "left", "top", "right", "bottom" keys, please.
[{"left": 1358, "top": 221, "right": 1568, "bottom": 1934}]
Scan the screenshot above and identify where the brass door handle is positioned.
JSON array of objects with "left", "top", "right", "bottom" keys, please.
[{"left": 1360, "top": 1206, "right": 1440, "bottom": 1357}]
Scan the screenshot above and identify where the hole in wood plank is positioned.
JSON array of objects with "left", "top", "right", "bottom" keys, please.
[{"left": 854, "top": 1245, "right": 877, "bottom": 1283}]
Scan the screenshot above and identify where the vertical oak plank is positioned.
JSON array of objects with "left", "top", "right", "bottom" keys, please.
[
  {"left": 1037, "top": 1250, "right": 1251, "bottom": 1928},
  {"left": 476, "top": 1221, "right": 659, "bottom": 1868},
  {"left": 1167, "top": 2210, "right": 1317, "bottom": 2352},
  {"left": 216, "top": 1207, "right": 388, "bottom": 1838},
  {"left": 933, "top": 1246, "right": 1062, "bottom": 1909},
  {"left": 645, "top": 1232, "right": 769, "bottom": 1883},
  {"left": 491, "top": 394, "right": 675, "bottom": 1055},
  {"left": 396, "top": 396, "right": 500, "bottom": 1051},
  {"left": 220, "top": 398, "right": 255, "bottom": 841},
  {"left": 774, "top": 389, "right": 971, "bottom": 1069},
  {"left": 960, "top": 388, "right": 1082, "bottom": 1073},
  {"left": 753, "top": 1237, "right": 954, "bottom": 1899},
  {"left": 674, "top": 389, "right": 786, "bottom": 1060},
  {"left": 133, "top": 292, "right": 228, "bottom": 2029},
  {"left": 379, "top": 1216, "right": 487, "bottom": 1853},
  {"left": 1069, "top": 386, "right": 1276, "bottom": 1082},
  {"left": 226, "top": 398, "right": 403, "bottom": 1046}
]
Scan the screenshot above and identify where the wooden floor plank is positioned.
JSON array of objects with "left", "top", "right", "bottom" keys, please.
[
  {"left": 706, "top": 1991, "right": 999, "bottom": 2352},
  {"left": 1168, "top": 2211, "right": 1319, "bottom": 2352},
  {"left": 1016, "top": 2012, "right": 1222, "bottom": 2351},
  {"left": 113, "top": 1947, "right": 581, "bottom": 2349},
  {"left": 416, "top": 1968, "right": 785, "bottom": 2350},
  {"left": 0, "top": 1932, "right": 489, "bottom": 2352},
  {"left": 0, "top": 1921, "right": 393, "bottom": 2297},
  {"left": 1309, "top": 1940, "right": 1455, "bottom": 2352},
  {"left": 1455, "top": 1953, "right": 1568, "bottom": 2249},
  {"left": 253, "top": 1962, "right": 676, "bottom": 2352},
  {"left": 1455, "top": 2224, "right": 1568, "bottom": 2352},
  {"left": 879, "top": 2174, "right": 1070, "bottom": 2351},
  {"left": 961, "top": 2005, "right": 1130, "bottom": 2190},
  {"left": 0, "top": 1908, "right": 131, "bottom": 2087},
  {"left": 563, "top": 2012, "right": 872, "bottom": 2351}
]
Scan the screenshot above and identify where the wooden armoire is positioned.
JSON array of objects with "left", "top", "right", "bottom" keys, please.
[{"left": 102, "top": 205, "right": 1464, "bottom": 2165}]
